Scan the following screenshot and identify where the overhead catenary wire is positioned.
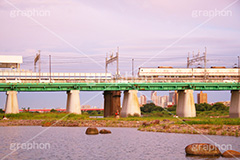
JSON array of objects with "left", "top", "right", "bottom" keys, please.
[{"left": 19, "top": 53, "right": 237, "bottom": 75}]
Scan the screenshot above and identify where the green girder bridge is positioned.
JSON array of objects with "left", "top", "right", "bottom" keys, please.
[
  {"left": 2, "top": 82, "right": 240, "bottom": 118},
  {"left": 0, "top": 82, "right": 239, "bottom": 92}
]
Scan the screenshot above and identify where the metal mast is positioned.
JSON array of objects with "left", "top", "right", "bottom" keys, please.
[
  {"left": 238, "top": 56, "right": 240, "bottom": 83},
  {"left": 49, "top": 55, "right": 51, "bottom": 83},
  {"left": 204, "top": 47, "right": 207, "bottom": 80},
  {"left": 187, "top": 47, "right": 207, "bottom": 80},
  {"left": 132, "top": 59, "right": 134, "bottom": 77},
  {"left": 187, "top": 48, "right": 207, "bottom": 68},
  {"left": 117, "top": 47, "right": 119, "bottom": 77},
  {"left": 105, "top": 47, "right": 119, "bottom": 79},
  {"left": 34, "top": 50, "right": 41, "bottom": 79}
]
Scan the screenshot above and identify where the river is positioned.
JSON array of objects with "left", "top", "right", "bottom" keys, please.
[{"left": 0, "top": 126, "right": 239, "bottom": 160}]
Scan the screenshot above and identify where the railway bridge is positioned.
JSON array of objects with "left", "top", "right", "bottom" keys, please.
[
  {"left": 1, "top": 81, "right": 240, "bottom": 118},
  {"left": 1, "top": 55, "right": 239, "bottom": 118}
]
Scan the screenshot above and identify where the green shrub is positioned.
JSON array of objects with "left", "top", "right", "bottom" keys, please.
[
  {"left": 50, "top": 109, "right": 57, "bottom": 113},
  {"left": 0, "top": 109, "right": 4, "bottom": 113},
  {"left": 141, "top": 103, "right": 163, "bottom": 113},
  {"left": 167, "top": 105, "right": 176, "bottom": 111}
]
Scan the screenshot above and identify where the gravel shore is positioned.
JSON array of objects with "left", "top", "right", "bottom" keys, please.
[{"left": 1, "top": 119, "right": 239, "bottom": 136}]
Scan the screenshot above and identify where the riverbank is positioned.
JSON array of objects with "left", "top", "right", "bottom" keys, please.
[
  {"left": 0, "top": 119, "right": 142, "bottom": 127},
  {"left": 139, "top": 120, "right": 240, "bottom": 136},
  {"left": 0, "top": 117, "right": 239, "bottom": 137}
]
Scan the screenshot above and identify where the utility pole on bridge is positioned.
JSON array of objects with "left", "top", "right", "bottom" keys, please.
[
  {"left": 187, "top": 47, "right": 207, "bottom": 80},
  {"left": 34, "top": 50, "right": 41, "bottom": 79},
  {"left": 132, "top": 59, "right": 134, "bottom": 77},
  {"left": 238, "top": 56, "right": 240, "bottom": 83},
  {"left": 105, "top": 47, "right": 119, "bottom": 79},
  {"left": 49, "top": 55, "right": 51, "bottom": 83}
]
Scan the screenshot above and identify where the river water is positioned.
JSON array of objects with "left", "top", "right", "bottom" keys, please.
[{"left": 0, "top": 126, "right": 239, "bottom": 160}]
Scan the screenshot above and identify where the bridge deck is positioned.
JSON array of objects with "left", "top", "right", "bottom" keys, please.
[{"left": 0, "top": 82, "right": 239, "bottom": 91}]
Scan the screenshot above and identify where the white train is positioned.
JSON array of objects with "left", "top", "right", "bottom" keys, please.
[
  {"left": 138, "top": 67, "right": 238, "bottom": 79},
  {"left": 0, "top": 69, "right": 112, "bottom": 83}
]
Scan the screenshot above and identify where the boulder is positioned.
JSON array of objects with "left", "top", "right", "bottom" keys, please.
[
  {"left": 99, "top": 129, "right": 111, "bottom": 134},
  {"left": 163, "top": 119, "right": 170, "bottom": 122},
  {"left": 142, "top": 122, "right": 151, "bottom": 127},
  {"left": 85, "top": 127, "right": 99, "bottom": 135},
  {"left": 185, "top": 143, "right": 221, "bottom": 156},
  {"left": 152, "top": 120, "right": 160, "bottom": 124},
  {"left": 42, "top": 122, "right": 52, "bottom": 127},
  {"left": 222, "top": 150, "right": 240, "bottom": 158}
]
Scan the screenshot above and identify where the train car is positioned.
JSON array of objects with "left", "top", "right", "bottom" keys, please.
[
  {"left": 0, "top": 69, "right": 112, "bottom": 83},
  {"left": 158, "top": 66, "right": 173, "bottom": 68},
  {"left": 211, "top": 66, "right": 226, "bottom": 68},
  {"left": 138, "top": 67, "right": 238, "bottom": 79},
  {"left": 138, "top": 68, "right": 192, "bottom": 77}
]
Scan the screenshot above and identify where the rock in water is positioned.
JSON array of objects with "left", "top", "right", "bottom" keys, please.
[
  {"left": 85, "top": 127, "right": 99, "bottom": 135},
  {"left": 185, "top": 143, "right": 221, "bottom": 156},
  {"left": 222, "top": 150, "right": 240, "bottom": 157},
  {"left": 99, "top": 129, "right": 111, "bottom": 134}
]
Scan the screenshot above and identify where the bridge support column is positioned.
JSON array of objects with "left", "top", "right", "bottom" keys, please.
[
  {"left": 229, "top": 90, "right": 240, "bottom": 118},
  {"left": 112, "top": 91, "right": 121, "bottom": 115},
  {"left": 103, "top": 91, "right": 112, "bottom": 117},
  {"left": 66, "top": 90, "right": 81, "bottom": 114},
  {"left": 121, "top": 90, "right": 141, "bottom": 117},
  {"left": 103, "top": 91, "right": 121, "bottom": 117},
  {"left": 5, "top": 91, "right": 19, "bottom": 114},
  {"left": 176, "top": 90, "right": 196, "bottom": 117}
]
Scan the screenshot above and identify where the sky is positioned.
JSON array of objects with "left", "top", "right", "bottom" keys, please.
[{"left": 0, "top": 0, "right": 240, "bottom": 109}]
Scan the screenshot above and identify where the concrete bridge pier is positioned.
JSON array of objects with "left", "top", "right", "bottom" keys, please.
[
  {"left": 5, "top": 91, "right": 19, "bottom": 114},
  {"left": 103, "top": 91, "right": 112, "bottom": 117},
  {"left": 66, "top": 90, "right": 81, "bottom": 114},
  {"left": 103, "top": 91, "right": 121, "bottom": 117},
  {"left": 229, "top": 90, "right": 240, "bottom": 118},
  {"left": 112, "top": 91, "right": 121, "bottom": 115},
  {"left": 176, "top": 90, "right": 196, "bottom": 117},
  {"left": 121, "top": 90, "right": 141, "bottom": 117}
]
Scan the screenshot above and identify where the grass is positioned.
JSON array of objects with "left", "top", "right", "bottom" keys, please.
[
  {"left": 0, "top": 112, "right": 169, "bottom": 121},
  {"left": 142, "top": 111, "right": 175, "bottom": 117},
  {"left": 196, "top": 111, "right": 229, "bottom": 117},
  {"left": 236, "top": 130, "right": 239, "bottom": 137},
  {"left": 0, "top": 112, "right": 89, "bottom": 120},
  {"left": 221, "top": 131, "right": 227, "bottom": 136},
  {"left": 95, "top": 116, "right": 178, "bottom": 122},
  {"left": 209, "top": 130, "right": 217, "bottom": 135},
  {"left": 0, "top": 112, "right": 239, "bottom": 126},
  {"left": 176, "top": 118, "right": 240, "bottom": 125}
]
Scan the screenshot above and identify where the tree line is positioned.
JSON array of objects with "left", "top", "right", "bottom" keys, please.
[{"left": 141, "top": 102, "right": 229, "bottom": 113}]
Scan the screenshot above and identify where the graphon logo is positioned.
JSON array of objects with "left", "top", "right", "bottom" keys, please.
[
  {"left": 191, "top": 144, "right": 218, "bottom": 152},
  {"left": 191, "top": 143, "right": 232, "bottom": 152},
  {"left": 214, "top": 143, "right": 232, "bottom": 151},
  {"left": 10, "top": 9, "right": 51, "bottom": 18},
  {"left": 10, "top": 141, "right": 50, "bottom": 150},
  {"left": 192, "top": 9, "right": 232, "bottom": 18}
]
